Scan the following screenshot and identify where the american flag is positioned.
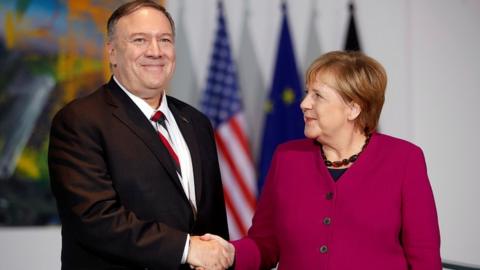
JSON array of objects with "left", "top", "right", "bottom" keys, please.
[{"left": 201, "top": 1, "right": 256, "bottom": 240}]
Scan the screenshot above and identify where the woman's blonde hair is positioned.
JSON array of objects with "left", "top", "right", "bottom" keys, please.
[{"left": 305, "top": 51, "right": 387, "bottom": 134}]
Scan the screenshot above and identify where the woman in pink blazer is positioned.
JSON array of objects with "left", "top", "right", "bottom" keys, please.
[{"left": 231, "top": 51, "right": 441, "bottom": 269}]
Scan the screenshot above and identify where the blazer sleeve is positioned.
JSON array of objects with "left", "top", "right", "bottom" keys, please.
[
  {"left": 48, "top": 105, "right": 186, "bottom": 269},
  {"left": 233, "top": 148, "right": 281, "bottom": 270},
  {"left": 401, "top": 146, "right": 442, "bottom": 270}
]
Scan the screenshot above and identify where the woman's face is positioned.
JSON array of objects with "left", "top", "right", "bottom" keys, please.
[{"left": 300, "top": 72, "right": 357, "bottom": 141}]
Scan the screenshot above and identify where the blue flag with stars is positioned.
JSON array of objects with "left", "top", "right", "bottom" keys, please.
[{"left": 258, "top": 3, "right": 304, "bottom": 192}]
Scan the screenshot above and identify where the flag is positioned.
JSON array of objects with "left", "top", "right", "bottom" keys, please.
[
  {"left": 303, "top": 3, "right": 322, "bottom": 76},
  {"left": 237, "top": 4, "right": 265, "bottom": 160},
  {"left": 257, "top": 3, "right": 304, "bottom": 192},
  {"left": 169, "top": 0, "right": 199, "bottom": 108},
  {"left": 344, "top": 2, "right": 362, "bottom": 51},
  {"left": 200, "top": 1, "right": 256, "bottom": 240}
]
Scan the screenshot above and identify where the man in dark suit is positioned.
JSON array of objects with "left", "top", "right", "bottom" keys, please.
[{"left": 48, "top": 1, "right": 233, "bottom": 269}]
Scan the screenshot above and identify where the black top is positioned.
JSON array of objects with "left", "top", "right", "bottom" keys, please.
[{"left": 328, "top": 168, "right": 348, "bottom": 182}]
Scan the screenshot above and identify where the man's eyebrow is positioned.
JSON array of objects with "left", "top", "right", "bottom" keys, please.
[
  {"left": 127, "top": 32, "right": 173, "bottom": 37},
  {"left": 128, "top": 32, "right": 147, "bottom": 37}
]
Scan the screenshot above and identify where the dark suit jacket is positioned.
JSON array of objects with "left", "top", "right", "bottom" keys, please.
[{"left": 48, "top": 78, "right": 229, "bottom": 270}]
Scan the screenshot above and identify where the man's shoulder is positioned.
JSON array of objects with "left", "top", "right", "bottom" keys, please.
[
  {"left": 166, "top": 95, "right": 198, "bottom": 112},
  {"left": 53, "top": 84, "right": 109, "bottom": 122},
  {"left": 166, "top": 95, "right": 209, "bottom": 123}
]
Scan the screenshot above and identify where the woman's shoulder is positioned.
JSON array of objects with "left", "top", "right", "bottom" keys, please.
[
  {"left": 275, "top": 139, "right": 318, "bottom": 154},
  {"left": 373, "top": 132, "right": 423, "bottom": 154}
]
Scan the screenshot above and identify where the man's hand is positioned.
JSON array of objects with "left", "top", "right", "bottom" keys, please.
[
  {"left": 200, "top": 234, "right": 234, "bottom": 267},
  {"left": 187, "top": 234, "right": 234, "bottom": 270}
]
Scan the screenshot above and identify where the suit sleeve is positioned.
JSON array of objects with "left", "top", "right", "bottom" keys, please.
[
  {"left": 401, "top": 146, "right": 442, "bottom": 270},
  {"left": 48, "top": 105, "right": 186, "bottom": 269},
  {"left": 233, "top": 148, "right": 280, "bottom": 269}
]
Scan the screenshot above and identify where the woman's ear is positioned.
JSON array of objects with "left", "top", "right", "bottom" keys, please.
[{"left": 348, "top": 102, "right": 361, "bottom": 120}]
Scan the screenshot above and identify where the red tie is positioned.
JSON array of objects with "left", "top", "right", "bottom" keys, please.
[{"left": 151, "top": 111, "right": 181, "bottom": 175}]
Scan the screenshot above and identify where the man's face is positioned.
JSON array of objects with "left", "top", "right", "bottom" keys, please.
[{"left": 107, "top": 7, "right": 175, "bottom": 102}]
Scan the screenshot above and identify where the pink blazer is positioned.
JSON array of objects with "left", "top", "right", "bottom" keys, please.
[{"left": 233, "top": 133, "right": 441, "bottom": 270}]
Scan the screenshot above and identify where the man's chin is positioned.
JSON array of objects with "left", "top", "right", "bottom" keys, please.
[{"left": 142, "top": 79, "right": 167, "bottom": 90}]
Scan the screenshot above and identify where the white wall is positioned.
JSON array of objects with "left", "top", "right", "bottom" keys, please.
[
  {"left": 410, "top": 0, "right": 480, "bottom": 265},
  {"left": 1, "top": 0, "right": 479, "bottom": 268},
  {"left": 0, "top": 227, "right": 61, "bottom": 270}
]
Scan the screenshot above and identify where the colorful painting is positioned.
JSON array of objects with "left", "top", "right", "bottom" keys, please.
[{"left": 0, "top": 0, "right": 143, "bottom": 225}]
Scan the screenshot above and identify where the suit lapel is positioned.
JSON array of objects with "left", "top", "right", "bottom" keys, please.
[
  {"left": 103, "top": 79, "right": 187, "bottom": 199},
  {"left": 168, "top": 98, "right": 203, "bottom": 204}
]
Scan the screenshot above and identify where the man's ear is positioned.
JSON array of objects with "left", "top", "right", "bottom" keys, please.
[
  {"left": 348, "top": 102, "right": 361, "bottom": 120},
  {"left": 106, "top": 41, "right": 117, "bottom": 67}
]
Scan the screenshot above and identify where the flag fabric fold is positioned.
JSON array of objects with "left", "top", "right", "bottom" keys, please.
[
  {"left": 344, "top": 2, "right": 362, "bottom": 51},
  {"left": 257, "top": 3, "right": 305, "bottom": 192},
  {"left": 237, "top": 4, "right": 265, "bottom": 161},
  {"left": 200, "top": 1, "right": 256, "bottom": 240},
  {"left": 169, "top": 0, "right": 199, "bottom": 107},
  {"left": 303, "top": 4, "right": 322, "bottom": 75}
]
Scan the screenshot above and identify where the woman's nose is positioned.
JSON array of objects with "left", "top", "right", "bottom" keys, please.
[{"left": 300, "top": 94, "right": 310, "bottom": 111}]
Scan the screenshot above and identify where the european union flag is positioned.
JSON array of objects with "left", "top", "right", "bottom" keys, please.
[{"left": 258, "top": 3, "right": 304, "bottom": 192}]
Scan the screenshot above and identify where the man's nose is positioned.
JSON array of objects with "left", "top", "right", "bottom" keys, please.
[{"left": 145, "top": 40, "right": 162, "bottom": 56}]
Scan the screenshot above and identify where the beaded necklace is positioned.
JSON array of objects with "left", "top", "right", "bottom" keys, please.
[{"left": 320, "top": 134, "right": 371, "bottom": 168}]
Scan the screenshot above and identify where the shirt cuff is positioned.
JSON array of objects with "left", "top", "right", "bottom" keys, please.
[{"left": 181, "top": 234, "right": 190, "bottom": 264}]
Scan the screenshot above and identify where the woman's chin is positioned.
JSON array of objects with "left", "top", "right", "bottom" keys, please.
[{"left": 304, "top": 130, "right": 317, "bottom": 140}]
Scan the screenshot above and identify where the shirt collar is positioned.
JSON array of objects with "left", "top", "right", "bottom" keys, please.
[{"left": 113, "top": 76, "right": 170, "bottom": 121}]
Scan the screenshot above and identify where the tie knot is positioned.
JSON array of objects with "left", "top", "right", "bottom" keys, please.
[{"left": 151, "top": 111, "right": 166, "bottom": 123}]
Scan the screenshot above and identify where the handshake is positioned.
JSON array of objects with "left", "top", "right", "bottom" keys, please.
[{"left": 187, "top": 234, "right": 235, "bottom": 270}]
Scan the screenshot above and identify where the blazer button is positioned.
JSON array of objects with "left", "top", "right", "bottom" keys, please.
[
  {"left": 323, "top": 217, "right": 331, "bottom": 225},
  {"left": 319, "top": 245, "right": 328, "bottom": 253},
  {"left": 326, "top": 192, "right": 334, "bottom": 200}
]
